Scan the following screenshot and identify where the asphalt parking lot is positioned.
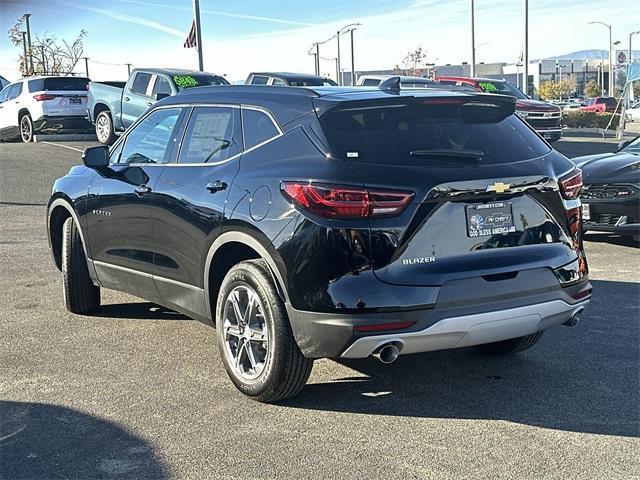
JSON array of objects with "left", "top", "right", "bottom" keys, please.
[{"left": 1, "top": 138, "right": 638, "bottom": 479}]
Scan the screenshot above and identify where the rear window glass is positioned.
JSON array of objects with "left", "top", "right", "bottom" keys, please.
[
  {"left": 476, "top": 80, "right": 528, "bottom": 99},
  {"left": 320, "top": 99, "right": 551, "bottom": 166},
  {"left": 172, "top": 74, "right": 228, "bottom": 90},
  {"left": 28, "top": 77, "right": 89, "bottom": 92}
]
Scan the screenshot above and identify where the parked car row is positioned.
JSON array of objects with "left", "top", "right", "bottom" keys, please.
[{"left": 1, "top": 70, "right": 568, "bottom": 144}]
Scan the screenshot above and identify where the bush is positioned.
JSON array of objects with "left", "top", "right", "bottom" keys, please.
[{"left": 562, "top": 110, "right": 621, "bottom": 129}]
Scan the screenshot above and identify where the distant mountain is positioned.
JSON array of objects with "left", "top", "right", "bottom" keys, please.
[{"left": 540, "top": 49, "right": 640, "bottom": 61}]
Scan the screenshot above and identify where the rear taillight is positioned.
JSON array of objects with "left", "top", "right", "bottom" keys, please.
[
  {"left": 281, "top": 182, "right": 414, "bottom": 219},
  {"left": 33, "top": 94, "right": 58, "bottom": 101},
  {"left": 559, "top": 170, "right": 583, "bottom": 199}
]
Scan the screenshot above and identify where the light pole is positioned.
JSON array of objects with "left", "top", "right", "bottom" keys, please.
[
  {"left": 21, "top": 31, "right": 28, "bottom": 77},
  {"left": 83, "top": 57, "right": 89, "bottom": 77},
  {"left": 523, "top": 0, "right": 529, "bottom": 96},
  {"left": 589, "top": 21, "right": 613, "bottom": 95},
  {"left": 558, "top": 64, "right": 566, "bottom": 83},
  {"left": 23, "top": 13, "right": 34, "bottom": 75},
  {"left": 335, "top": 23, "right": 360, "bottom": 86},
  {"left": 470, "top": 0, "right": 476, "bottom": 77},
  {"left": 630, "top": 30, "right": 640, "bottom": 64},
  {"left": 310, "top": 35, "right": 337, "bottom": 78}
]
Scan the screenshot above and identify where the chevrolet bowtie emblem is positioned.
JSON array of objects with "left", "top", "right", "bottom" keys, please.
[{"left": 487, "top": 182, "right": 511, "bottom": 193}]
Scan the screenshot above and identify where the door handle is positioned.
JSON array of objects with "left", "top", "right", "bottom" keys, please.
[
  {"left": 146, "top": 101, "right": 153, "bottom": 106},
  {"left": 206, "top": 181, "right": 227, "bottom": 193},
  {"left": 134, "top": 184, "right": 152, "bottom": 196},
  {"left": 124, "top": 96, "right": 130, "bottom": 102}
]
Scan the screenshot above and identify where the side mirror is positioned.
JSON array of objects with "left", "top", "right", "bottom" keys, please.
[
  {"left": 154, "top": 92, "right": 170, "bottom": 101},
  {"left": 82, "top": 146, "right": 110, "bottom": 169},
  {"left": 617, "top": 140, "right": 630, "bottom": 152}
]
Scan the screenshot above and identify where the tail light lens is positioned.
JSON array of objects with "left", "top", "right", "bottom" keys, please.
[
  {"left": 281, "top": 182, "right": 414, "bottom": 219},
  {"left": 559, "top": 170, "right": 583, "bottom": 199},
  {"left": 33, "top": 94, "right": 58, "bottom": 101}
]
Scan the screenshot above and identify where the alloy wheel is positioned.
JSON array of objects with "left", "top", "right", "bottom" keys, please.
[
  {"left": 96, "top": 114, "right": 110, "bottom": 143},
  {"left": 20, "top": 116, "right": 32, "bottom": 142},
  {"left": 222, "top": 284, "right": 269, "bottom": 381}
]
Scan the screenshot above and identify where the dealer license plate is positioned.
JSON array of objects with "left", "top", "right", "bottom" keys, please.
[
  {"left": 466, "top": 202, "right": 516, "bottom": 238},
  {"left": 69, "top": 97, "right": 81, "bottom": 104},
  {"left": 581, "top": 203, "right": 590, "bottom": 221}
]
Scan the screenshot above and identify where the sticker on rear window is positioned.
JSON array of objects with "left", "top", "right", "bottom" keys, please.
[
  {"left": 478, "top": 82, "right": 498, "bottom": 93},
  {"left": 346, "top": 152, "right": 359, "bottom": 158},
  {"left": 173, "top": 75, "right": 199, "bottom": 89}
]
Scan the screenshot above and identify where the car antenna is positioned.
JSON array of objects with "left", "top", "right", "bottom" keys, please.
[{"left": 378, "top": 76, "right": 401, "bottom": 93}]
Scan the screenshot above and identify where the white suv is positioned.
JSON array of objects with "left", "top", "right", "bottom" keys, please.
[{"left": 0, "top": 76, "right": 91, "bottom": 142}]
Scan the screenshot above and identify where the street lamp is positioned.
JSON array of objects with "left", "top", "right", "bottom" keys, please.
[
  {"left": 335, "top": 23, "right": 361, "bottom": 86},
  {"left": 630, "top": 30, "right": 640, "bottom": 64},
  {"left": 558, "top": 63, "right": 566, "bottom": 83},
  {"left": 309, "top": 36, "right": 333, "bottom": 76},
  {"left": 470, "top": 0, "right": 476, "bottom": 77},
  {"left": 589, "top": 21, "right": 613, "bottom": 95}
]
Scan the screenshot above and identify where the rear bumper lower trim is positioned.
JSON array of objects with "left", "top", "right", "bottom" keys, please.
[{"left": 340, "top": 299, "right": 589, "bottom": 358}]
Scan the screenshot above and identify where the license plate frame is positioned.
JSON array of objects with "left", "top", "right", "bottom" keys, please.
[
  {"left": 69, "top": 97, "right": 81, "bottom": 105},
  {"left": 465, "top": 201, "right": 516, "bottom": 238}
]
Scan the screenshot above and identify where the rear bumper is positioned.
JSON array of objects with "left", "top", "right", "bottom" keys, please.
[
  {"left": 287, "top": 269, "right": 591, "bottom": 358},
  {"left": 33, "top": 115, "right": 92, "bottom": 133},
  {"left": 341, "top": 298, "right": 588, "bottom": 358}
]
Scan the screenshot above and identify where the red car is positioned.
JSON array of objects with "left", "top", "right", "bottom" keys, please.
[
  {"left": 579, "top": 97, "right": 618, "bottom": 113},
  {"left": 437, "top": 76, "right": 563, "bottom": 142}
]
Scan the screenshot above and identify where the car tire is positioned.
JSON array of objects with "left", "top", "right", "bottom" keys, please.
[
  {"left": 216, "top": 259, "right": 313, "bottom": 402},
  {"left": 20, "top": 114, "right": 33, "bottom": 143},
  {"left": 95, "top": 111, "right": 116, "bottom": 145},
  {"left": 61, "top": 217, "right": 100, "bottom": 314},
  {"left": 474, "top": 332, "right": 543, "bottom": 355}
]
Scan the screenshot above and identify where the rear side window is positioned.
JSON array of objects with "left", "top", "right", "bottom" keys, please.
[
  {"left": 250, "top": 75, "right": 269, "bottom": 85},
  {"left": 0, "top": 86, "right": 10, "bottom": 103},
  {"left": 361, "top": 78, "right": 381, "bottom": 87},
  {"left": 130, "top": 72, "right": 152, "bottom": 95},
  {"left": 320, "top": 99, "right": 551, "bottom": 166},
  {"left": 242, "top": 108, "right": 280, "bottom": 150},
  {"left": 28, "top": 77, "right": 89, "bottom": 92},
  {"left": 7, "top": 83, "right": 22, "bottom": 100},
  {"left": 152, "top": 76, "right": 173, "bottom": 96},
  {"left": 178, "top": 107, "right": 241, "bottom": 164}
]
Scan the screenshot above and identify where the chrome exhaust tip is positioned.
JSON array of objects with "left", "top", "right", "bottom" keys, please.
[
  {"left": 563, "top": 307, "right": 584, "bottom": 327},
  {"left": 372, "top": 343, "right": 400, "bottom": 364}
]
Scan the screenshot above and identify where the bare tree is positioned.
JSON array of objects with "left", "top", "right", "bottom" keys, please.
[
  {"left": 395, "top": 47, "right": 427, "bottom": 76},
  {"left": 8, "top": 17, "right": 87, "bottom": 76}
]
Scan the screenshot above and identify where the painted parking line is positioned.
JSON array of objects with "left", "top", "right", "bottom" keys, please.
[{"left": 42, "top": 141, "right": 84, "bottom": 153}]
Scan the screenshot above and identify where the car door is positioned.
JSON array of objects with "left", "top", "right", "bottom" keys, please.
[
  {"left": 0, "top": 83, "right": 23, "bottom": 138},
  {"left": 86, "top": 106, "right": 186, "bottom": 302},
  {"left": 121, "top": 71, "right": 154, "bottom": 128},
  {"left": 151, "top": 105, "right": 242, "bottom": 319}
]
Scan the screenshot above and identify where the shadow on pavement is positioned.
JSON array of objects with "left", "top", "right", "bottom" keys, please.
[
  {"left": 94, "top": 302, "right": 190, "bottom": 321},
  {"left": 284, "top": 279, "right": 640, "bottom": 438},
  {"left": 0, "top": 401, "right": 167, "bottom": 479}
]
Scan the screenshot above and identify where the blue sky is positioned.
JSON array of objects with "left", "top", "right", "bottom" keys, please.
[{"left": 1, "top": 0, "right": 638, "bottom": 82}]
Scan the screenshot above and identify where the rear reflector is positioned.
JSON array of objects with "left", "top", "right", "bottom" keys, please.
[
  {"left": 354, "top": 321, "right": 415, "bottom": 333},
  {"left": 33, "top": 94, "right": 58, "bottom": 101},
  {"left": 281, "top": 182, "right": 414, "bottom": 219},
  {"left": 559, "top": 169, "right": 583, "bottom": 199}
]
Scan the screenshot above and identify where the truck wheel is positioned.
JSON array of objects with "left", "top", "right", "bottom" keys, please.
[
  {"left": 20, "top": 114, "right": 33, "bottom": 142},
  {"left": 474, "top": 332, "right": 543, "bottom": 355},
  {"left": 216, "top": 259, "right": 313, "bottom": 403},
  {"left": 61, "top": 217, "right": 100, "bottom": 314},
  {"left": 95, "top": 111, "right": 116, "bottom": 145}
]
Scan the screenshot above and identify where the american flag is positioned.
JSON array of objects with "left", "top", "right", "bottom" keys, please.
[{"left": 184, "top": 20, "right": 197, "bottom": 48}]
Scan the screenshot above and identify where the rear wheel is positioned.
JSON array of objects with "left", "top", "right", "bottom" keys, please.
[
  {"left": 20, "top": 114, "right": 33, "bottom": 142},
  {"left": 61, "top": 217, "right": 100, "bottom": 314},
  {"left": 216, "top": 259, "right": 313, "bottom": 402},
  {"left": 474, "top": 332, "right": 543, "bottom": 355},
  {"left": 95, "top": 110, "right": 116, "bottom": 145}
]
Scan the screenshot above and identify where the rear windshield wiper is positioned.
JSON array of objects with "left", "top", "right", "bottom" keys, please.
[{"left": 409, "top": 149, "right": 484, "bottom": 160}]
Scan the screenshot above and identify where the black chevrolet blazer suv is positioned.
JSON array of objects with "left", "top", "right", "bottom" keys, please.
[{"left": 47, "top": 84, "right": 592, "bottom": 402}]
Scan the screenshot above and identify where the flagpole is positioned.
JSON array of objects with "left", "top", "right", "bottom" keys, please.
[{"left": 193, "top": 0, "right": 204, "bottom": 71}]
